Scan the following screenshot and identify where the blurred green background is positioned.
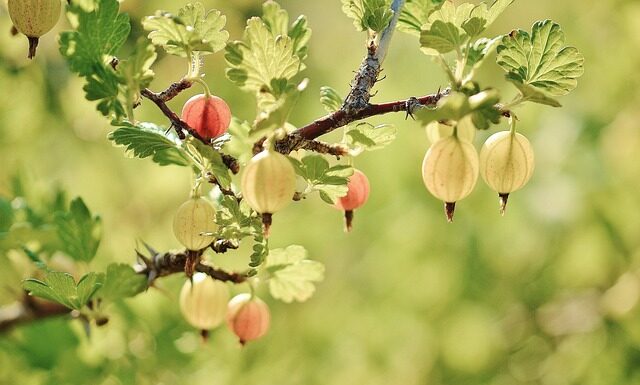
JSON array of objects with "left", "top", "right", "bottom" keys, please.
[{"left": 2, "top": 0, "right": 640, "bottom": 384}]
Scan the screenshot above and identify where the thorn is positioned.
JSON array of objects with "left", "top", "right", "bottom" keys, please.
[
  {"left": 499, "top": 193, "right": 510, "bottom": 216},
  {"left": 142, "top": 241, "right": 158, "bottom": 256},
  {"left": 135, "top": 250, "right": 151, "bottom": 267},
  {"left": 344, "top": 210, "right": 354, "bottom": 232},
  {"left": 405, "top": 97, "right": 419, "bottom": 120},
  {"left": 376, "top": 75, "right": 387, "bottom": 83},
  {"left": 445, "top": 202, "right": 456, "bottom": 222}
]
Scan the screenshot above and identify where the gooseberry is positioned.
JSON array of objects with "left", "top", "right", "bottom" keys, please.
[
  {"left": 334, "top": 169, "right": 370, "bottom": 232},
  {"left": 422, "top": 135, "right": 479, "bottom": 221},
  {"left": 181, "top": 94, "right": 232, "bottom": 140},
  {"left": 479, "top": 131, "right": 535, "bottom": 214},
  {"left": 8, "top": 0, "right": 61, "bottom": 59},
  {"left": 240, "top": 150, "right": 296, "bottom": 236},
  {"left": 173, "top": 197, "right": 217, "bottom": 250},
  {"left": 227, "top": 293, "right": 271, "bottom": 345},
  {"left": 179, "top": 273, "right": 229, "bottom": 331},
  {"left": 425, "top": 116, "right": 476, "bottom": 144}
]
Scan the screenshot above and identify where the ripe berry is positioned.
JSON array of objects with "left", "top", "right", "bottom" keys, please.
[
  {"left": 179, "top": 273, "right": 229, "bottom": 331},
  {"left": 422, "top": 135, "right": 479, "bottom": 221},
  {"left": 426, "top": 116, "right": 476, "bottom": 144},
  {"left": 173, "top": 197, "right": 217, "bottom": 250},
  {"left": 8, "top": 0, "right": 61, "bottom": 59},
  {"left": 226, "top": 294, "right": 270, "bottom": 345},
  {"left": 181, "top": 94, "right": 232, "bottom": 140},
  {"left": 479, "top": 131, "right": 535, "bottom": 214},
  {"left": 240, "top": 150, "right": 296, "bottom": 236},
  {"left": 334, "top": 169, "right": 370, "bottom": 232}
]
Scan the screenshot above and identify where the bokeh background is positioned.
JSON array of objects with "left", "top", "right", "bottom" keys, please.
[{"left": 2, "top": 0, "right": 640, "bottom": 384}]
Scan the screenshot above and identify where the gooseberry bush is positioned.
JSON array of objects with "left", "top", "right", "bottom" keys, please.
[{"left": 0, "top": 0, "right": 584, "bottom": 344}]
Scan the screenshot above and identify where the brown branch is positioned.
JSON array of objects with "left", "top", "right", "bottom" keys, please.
[{"left": 0, "top": 295, "right": 72, "bottom": 333}]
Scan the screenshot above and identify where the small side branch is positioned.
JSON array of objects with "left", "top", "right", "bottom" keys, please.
[{"left": 0, "top": 296, "right": 71, "bottom": 333}]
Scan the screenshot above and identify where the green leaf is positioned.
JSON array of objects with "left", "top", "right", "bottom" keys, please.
[
  {"left": 398, "top": 0, "right": 445, "bottom": 37},
  {"left": 465, "top": 37, "right": 501, "bottom": 70},
  {"left": 342, "top": 0, "right": 395, "bottom": 34},
  {"left": 420, "top": 20, "right": 462, "bottom": 54},
  {"left": 253, "top": 79, "right": 307, "bottom": 137},
  {"left": 23, "top": 272, "right": 104, "bottom": 310},
  {"left": 116, "top": 38, "right": 157, "bottom": 97},
  {"left": 59, "top": 0, "right": 130, "bottom": 77},
  {"left": 290, "top": 155, "right": 353, "bottom": 204},
  {"left": 54, "top": 198, "right": 102, "bottom": 263},
  {"left": 187, "top": 139, "right": 233, "bottom": 188},
  {"left": 98, "top": 264, "right": 147, "bottom": 302},
  {"left": 415, "top": 90, "right": 501, "bottom": 128},
  {"left": 108, "top": 122, "right": 191, "bottom": 167},
  {"left": 223, "top": 118, "right": 256, "bottom": 164},
  {"left": 142, "top": 2, "right": 229, "bottom": 57},
  {"left": 261, "top": 1, "right": 311, "bottom": 61},
  {"left": 59, "top": 0, "right": 131, "bottom": 119},
  {"left": 320, "top": 86, "right": 343, "bottom": 113},
  {"left": 265, "top": 245, "right": 325, "bottom": 303},
  {"left": 497, "top": 20, "right": 584, "bottom": 104},
  {"left": 226, "top": 19, "right": 301, "bottom": 94},
  {"left": 346, "top": 123, "right": 397, "bottom": 156}
]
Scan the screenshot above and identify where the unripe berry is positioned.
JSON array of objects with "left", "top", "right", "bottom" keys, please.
[
  {"left": 227, "top": 294, "right": 270, "bottom": 345},
  {"left": 422, "top": 135, "right": 479, "bottom": 221},
  {"left": 173, "top": 197, "right": 217, "bottom": 250},
  {"left": 8, "top": 0, "right": 61, "bottom": 59},
  {"left": 479, "top": 131, "right": 535, "bottom": 214},
  {"left": 179, "top": 273, "right": 229, "bottom": 330},
  {"left": 334, "top": 169, "right": 370, "bottom": 232},
  {"left": 181, "top": 94, "right": 232, "bottom": 140},
  {"left": 425, "top": 116, "right": 476, "bottom": 144},
  {"left": 240, "top": 150, "right": 296, "bottom": 236}
]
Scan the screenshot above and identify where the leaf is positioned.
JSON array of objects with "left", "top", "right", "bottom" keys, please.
[
  {"left": 320, "top": 86, "right": 343, "bottom": 113},
  {"left": 98, "top": 264, "right": 147, "bottom": 302},
  {"left": 225, "top": 16, "right": 302, "bottom": 94},
  {"left": 54, "top": 198, "right": 102, "bottom": 263},
  {"left": 117, "top": 38, "right": 157, "bottom": 96},
  {"left": 23, "top": 272, "right": 104, "bottom": 310},
  {"left": 342, "top": 0, "right": 395, "bottom": 34},
  {"left": 0, "top": 197, "right": 13, "bottom": 232},
  {"left": 398, "top": 0, "right": 445, "bottom": 37},
  {"left": 290, "top": 155, "right": 353, "bottom": 204},
  {"left": 187, "top": 139, "right": 233, "bottom": 188},
  {"left": 262, "top": 1, "right": 311, "bottom": 61},
  {"left": 496, "top": 20, "right": 584, "bottom": 103},
  {"left": 223, "top": 118, "right": 255, "bottom": 164},
  {"left": 253, "top": 79, "right": 308, "bottom": 137},
  {"left": 142, "top": 3, "right": 229, "bottom": 57},
  {"left": 420, "top": 20, "right": 462, "bottom": 54},
  {"left": 465, "top": 37, "right": 501, "bottom": 70},
  {"left": 346, "top": 123, "right": 397, "bottom": 156},
  {"left": 59, "top": 0, "right": 131, "bottom": 119},
  {"left": 108, "top": 122, "right": 191, "bottom": 167},
  {"left": 415, "top": 90, "right": 501, "bottom": 128},
  {"left": 59, "top": 0, "right": 130, "bottom": 77},
  {"left": 265, "top": 245, "right": 325, "bottom": 303}
]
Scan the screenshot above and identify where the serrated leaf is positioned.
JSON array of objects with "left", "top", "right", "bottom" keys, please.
[
  {"left": 59, "top": 0, "right": 131, "bottom": 119},
  {"left": 497, "top": 20, "right": 584, "bottom": 101},
  {"left": 253, "top": 79, "right": 307, "bottom": 137},
  {"left": 98, "top": 264, "right": 147, "bottom": 302},
  {"left": 142, "top": 3, "right": 229, "bottom": 57},
  {"left": 290, "top": 156, "right": 353, "bottom": 203},
  {"left": 342, "top": 0, "right": 395, "bottom": 34},
  {"left": 117, "top": 38, "right": 157, "bottom": 96},
  {"left": 59, "top": 0, "right": 130, "bottom": 77},
  {"left": 465, "top": 37, "right": 501, "bottom": 70},
  {"left": 415, "top": 90, "right": 500, "bottom": 128},
  {"left": 398, "top": 0, "right": 445, "bottom": 37},
  {"left": 187, "top": 139, "right": 232, "bottom": 188},
  {"left": 223, "top": 118, "right": 255, "bottom": 164},
  {"left": 265, "top": 245, "right": 325, "bottom": 303},
  {"left": 108, "top": 122, "right": 191, "bottom": 167},
  {"left": 346, "top": 123, "right": 397, "bottom": 155},
  {"left": 23, "top": 272, "right": 103, "bottom": 310},
  {"left": 54, "top": 198, "right": 101, "bottom": 263},
  {"left": 225, "top": 17, "right": 302, "bottom": 94},
  {"left": 420, "top": 20, "right": 462, "bottom": 54},
  {"left": 509, "top": 80, "right": 562, "bottom": 107},
  {"left": 320, "top": 86, "right": 343, "bottom": 113}
]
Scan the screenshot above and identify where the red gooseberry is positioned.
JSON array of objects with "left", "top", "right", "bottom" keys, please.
[
  {"left": 181, "top": 94, "right": 232, "bottom": 140},
  {"left": 335, "top": 169, "right": 370, "bottom": 231}
]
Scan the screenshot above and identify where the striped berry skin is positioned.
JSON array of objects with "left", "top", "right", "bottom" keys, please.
[
  {"left": 227, "top": 294, "right": 271, "bottom": 345},
  {"left": 172, "top": 197, "right": 217, "bottom": 251},
  {"left": 335, "top": 169, "right": 370, "bottom": 211},
  {"left": 240, "top": 151, "right": 296, "bottom": 215},
  {"left": 181, "top": 94, "right": 232, "bottom": 140},
  {"left": 179, "top": 273, "right": 229, "bottom": 331}
]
